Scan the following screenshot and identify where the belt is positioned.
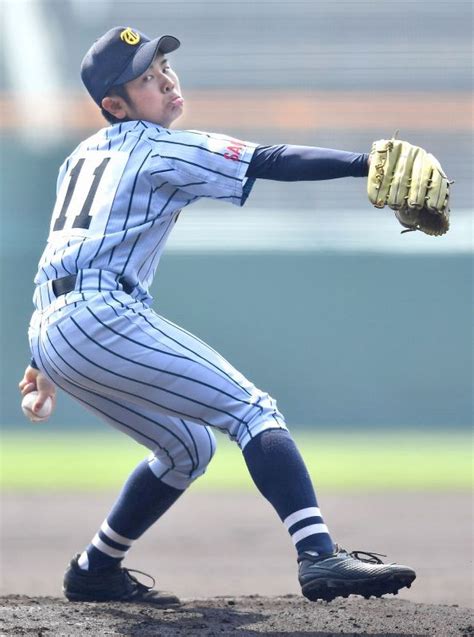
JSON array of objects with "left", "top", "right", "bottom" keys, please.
[
  {"left": 51, "top": 274, "right": 78, "bottom": 297},
  {"left": 51, "top": 273, "right": 135, "bottom": 297}
]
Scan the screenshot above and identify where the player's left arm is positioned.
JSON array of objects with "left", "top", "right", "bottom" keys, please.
[
  {"left": 247, "top": 143, "right": 449, "bottom": 236},
  {"left": 18, "top": 365, "right": 57, "bottom": 415},
  {"left": 245, "top": 145, "right": 369, "bottom": 181}
]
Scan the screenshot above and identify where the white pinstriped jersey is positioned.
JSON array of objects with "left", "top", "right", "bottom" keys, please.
[
  {"left": 29, "top": 119, "right": 287, "bottom": 482},
  {"left": 34, "top": 120, "right": 257, "bottom": 299}
]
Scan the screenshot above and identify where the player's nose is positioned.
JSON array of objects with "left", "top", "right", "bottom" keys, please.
[{"left": 161, "top": 77, "right": 175, "bottom": 93}]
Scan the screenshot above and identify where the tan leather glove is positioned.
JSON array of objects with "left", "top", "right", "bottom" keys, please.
[{"left": 367, "top": 137, "right": 451, "bottom": 236}]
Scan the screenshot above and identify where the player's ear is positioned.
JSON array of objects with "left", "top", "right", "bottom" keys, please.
[{"left": 101, "top": 95, "right": 128, "bottom": 120}]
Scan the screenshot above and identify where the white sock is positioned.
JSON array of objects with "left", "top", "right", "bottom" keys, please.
[{"left": 77, "top": 551, "right": 90, "bottom": 570}]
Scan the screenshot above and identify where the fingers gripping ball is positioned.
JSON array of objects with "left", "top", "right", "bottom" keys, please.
[
  {"left": 367, "top": 137, "right": 451, "bottom": 236},
  {"left": 21, "top": 391, "right": 53, "bottom": 422}
]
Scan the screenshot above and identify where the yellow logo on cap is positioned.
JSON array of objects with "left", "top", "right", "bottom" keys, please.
[{"left": 120, "top": 28, "right": 140, "bottom": 46}]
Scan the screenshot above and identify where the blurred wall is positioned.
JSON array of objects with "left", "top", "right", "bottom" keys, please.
[{"left": 1, "top": 0, "right": 472, "bottom": 429}]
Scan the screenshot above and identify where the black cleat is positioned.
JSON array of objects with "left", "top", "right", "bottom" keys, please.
[
  {"left": 298, "top": 546, "right": 416, "bottom": 602},
  {"left": 63, "top": 554, "right": 180, "bottom": 605}
]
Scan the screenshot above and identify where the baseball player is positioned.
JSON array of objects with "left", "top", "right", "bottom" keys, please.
[{"left": 19, "top": 25, "right": 449, "bottom": 605}]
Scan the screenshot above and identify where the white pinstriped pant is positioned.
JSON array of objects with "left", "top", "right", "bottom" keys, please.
[{"left": 29, "top": 277, "right": 287, "bottom": 490}]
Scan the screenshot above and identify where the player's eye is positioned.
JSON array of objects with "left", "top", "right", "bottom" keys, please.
[
  {"left": 162, "top": 66, "right": 171, "bottom": 74},
  {"left": 143, "top": 74, "right": 154, "bottom": 82}
]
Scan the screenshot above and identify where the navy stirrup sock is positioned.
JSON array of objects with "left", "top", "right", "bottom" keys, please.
[
  {"left": 243, "top": 429, "right": 335, "bottom": 556},
  {"left": 79, "top": 459, "right": 184, "bottom": 571}
]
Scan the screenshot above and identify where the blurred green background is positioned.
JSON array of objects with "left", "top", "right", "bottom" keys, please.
[
  {"left": 1, "top": 430, "right": 471, "bottom": 491},
  {"left": 0, "top": 0, "right": 472, "bottom": 490}
]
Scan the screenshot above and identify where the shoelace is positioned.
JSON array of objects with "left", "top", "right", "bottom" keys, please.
[
  {"left": 343, "top": 548, "right": 387, "bottom": 564},
  {"left": 123, "top": 567, "right": 156, "bottom": 590},
  {"left": 298, "top": 545, "right": 388, "bottom": 564}
]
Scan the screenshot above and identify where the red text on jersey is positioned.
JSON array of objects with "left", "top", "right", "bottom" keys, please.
[{"left": 224, "top": 140, "right": 246, "bottom": 161}]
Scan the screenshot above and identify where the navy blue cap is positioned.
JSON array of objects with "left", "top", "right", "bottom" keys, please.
[{"left": 81, "top": 27, "right": 180, "bottom": 106}]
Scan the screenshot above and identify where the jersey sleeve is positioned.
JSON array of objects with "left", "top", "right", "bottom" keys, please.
[{"left": 146, "top": 129, "right": 258, "bottom": 206}]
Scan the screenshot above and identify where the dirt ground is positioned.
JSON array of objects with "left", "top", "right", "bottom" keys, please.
[{"left": 0, "top": 491, "right": 472, "bottom": 636}]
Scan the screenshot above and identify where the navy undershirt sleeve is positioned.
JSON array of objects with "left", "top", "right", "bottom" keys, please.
[{"left": 246, "top": 144, "right": 369, "bottom": 181}]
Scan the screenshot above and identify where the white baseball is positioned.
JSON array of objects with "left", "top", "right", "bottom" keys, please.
[{"left": 21, "top": 391, "right": 53, "bottom": 422}]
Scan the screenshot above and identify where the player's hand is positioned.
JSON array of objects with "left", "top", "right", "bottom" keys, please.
[{"left": 18, "top": 366, "right": 57, "bottom": 416}]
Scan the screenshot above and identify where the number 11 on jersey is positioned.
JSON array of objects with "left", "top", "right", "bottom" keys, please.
[{"left": 50, "top": 151, "right": 129, "bottom": 236}]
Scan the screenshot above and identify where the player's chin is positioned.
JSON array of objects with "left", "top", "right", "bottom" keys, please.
[
  {"left": 167, "top": 104, "right": 184, "bottom": 126},
  {"left": 171, "top": 99, "right": 184, "bottom": 114}
]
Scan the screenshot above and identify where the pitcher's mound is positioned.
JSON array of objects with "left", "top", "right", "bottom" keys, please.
[{"left": 0, "top": 594, "right": 471, "bottom": 636}]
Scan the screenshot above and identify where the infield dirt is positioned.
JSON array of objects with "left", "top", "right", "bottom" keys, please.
[
  {"left": 0, "top": 594, "right": 472, "bottom": 636},
  {"left": 1, "top": 491, "right": 472, "bottom": 636}
]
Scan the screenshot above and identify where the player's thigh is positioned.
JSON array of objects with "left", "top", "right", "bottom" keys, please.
[
  {"left": 38, "top": 367, "right": 216, "bottom": 489},
  {"left": 35, "top": 293, "right": 286, "bottom": 448}
]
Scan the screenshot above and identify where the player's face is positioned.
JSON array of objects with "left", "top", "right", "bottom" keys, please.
[{"left": 121, "top": 54, "right": 184, "bottom": 127}]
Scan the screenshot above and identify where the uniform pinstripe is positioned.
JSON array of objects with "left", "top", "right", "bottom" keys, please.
[{"left": 29, "top": 120, "right": 287, "bottom": 489}]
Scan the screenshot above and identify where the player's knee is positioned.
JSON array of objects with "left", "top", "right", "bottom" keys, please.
[
  {"left": 188, "top": 428, "right": 217, "bottom": 479},
  {"left": 148, "top": 428, "right": 217, "bottom": 490},
  {"left": 227, "top": 392, "right": 288, "bottom": 450}
]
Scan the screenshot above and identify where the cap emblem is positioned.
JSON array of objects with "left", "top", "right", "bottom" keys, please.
[{"left": 120, "top": 28, "right": 140, "bottom": 46}]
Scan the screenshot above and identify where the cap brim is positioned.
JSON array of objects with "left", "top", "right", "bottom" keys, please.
[{"left": 113, "top": 35, "right": 180, "bottom": 86}]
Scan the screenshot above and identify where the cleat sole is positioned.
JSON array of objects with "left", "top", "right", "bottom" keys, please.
[{"left": 301, "top": 573, "right": 416, "bottom": 603}]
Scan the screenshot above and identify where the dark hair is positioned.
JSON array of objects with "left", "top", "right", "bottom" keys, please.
[{"left": 100, "top": 84, "right": 131, "bottom": 124}]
